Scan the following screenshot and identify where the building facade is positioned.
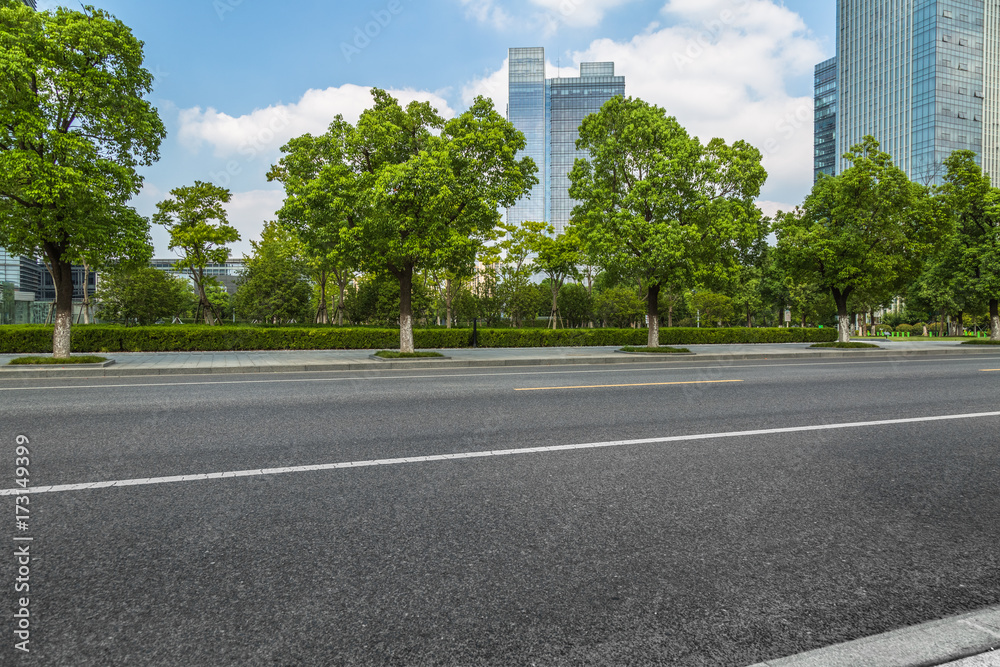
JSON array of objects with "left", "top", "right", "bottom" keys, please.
[
  {"left": 821, "top": 0, "right": 1000, "bottom": 186},
  {"left": 150, "top": 258, "right": 246, "bottom": 294},
  {"left": 507, "top": 48, "right": 547, "bottom": 230},
  {"left": 21, "top": 0, "right": 36, "bottom": 8},
  {"left": 507, "top": 47, "right": 625, "bottom": 235},
  {"left": 814, "top": 58, "right": 838, "bottom": 180}
]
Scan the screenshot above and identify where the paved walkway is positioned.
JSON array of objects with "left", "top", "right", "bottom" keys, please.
[{"left": 1, "top": 339, "right": 998, "bottom": 378}]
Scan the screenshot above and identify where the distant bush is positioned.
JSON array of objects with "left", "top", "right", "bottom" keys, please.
[
  {"left": 895, "top": 323, "right": 915, "bottom": 335},
  {"left": 0, "top": 324, "right": 836, "bottom": 353}
]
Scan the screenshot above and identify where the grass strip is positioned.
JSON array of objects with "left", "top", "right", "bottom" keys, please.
[
  {"left": 372, "top": 350, "right": 445, "bottom": 359},
  {"left": 961, "top": 339, "right": 1000, "bottom": 345},
  {"left": 811, "top": 342, "right": 881, "bottom": 349},
  {"left": 9, "top": 355, "right": 108, "bottom": 365}
]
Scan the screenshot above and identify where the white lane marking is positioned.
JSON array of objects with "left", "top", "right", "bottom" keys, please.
[
  {"left": 3, "top": 355, "right": 1000, "bottom": 392},
  {"left": 3, "top": 411, "right": 999, "bottom": 497}
]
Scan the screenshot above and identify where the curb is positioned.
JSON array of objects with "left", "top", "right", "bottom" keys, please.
[
  {"left": 0, "top": 347, "right": 998, "bottom": 378},
  {"left": 748, "top": 605, "right": 1000, "bottom": 667},
  {"left": 1, "top": 359, "right": 116, "bottom": 373}
]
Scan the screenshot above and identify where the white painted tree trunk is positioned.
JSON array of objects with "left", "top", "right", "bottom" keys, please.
[
  {"left": 400, "top": 312, "right": 414, "bottom": 353},
  {"left": 838, "top": 313, "right": 851, "bottom": 343},
  {"left": 53, "top": 309, "right": 72, "bottom": 358}
]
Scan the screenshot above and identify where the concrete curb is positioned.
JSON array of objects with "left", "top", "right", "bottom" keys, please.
[
  {"left": 748, "top": 605, "right": 1000, "bottom": 667},
  {"left": 0, "top": 358, "right": 115, "bottom": 373},
  {"left": 0, "top": 346, "right": 998, "bottom": 378}
]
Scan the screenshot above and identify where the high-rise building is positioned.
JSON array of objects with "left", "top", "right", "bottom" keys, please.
[
  {"left": 507, "top": 48, "right": 547, "bottom": 230},
  {"left": 814, "top": 58, "right": 838, "bottom": 181},
  {"left": 818, "top": 1, "right": 1000, "bottom": 186},
  {"left": 507, "top": 47, "right": 625, "bottom": 235},
  {"left": 21, "top": 0, "right": 37, "bottom": 8}
]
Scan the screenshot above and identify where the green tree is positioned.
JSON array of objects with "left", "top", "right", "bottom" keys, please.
[
  {"left": 94, "top": 265, "right": 190, "bottom": 325},
  {"left": 570, "top": 96, "right": 767, "bottom": 347},
  {"left": 935, "top": 150, "right": 1000, "bottom": 340},
  {"left": 266, "top": 127, "right": 359, "bottom": 325},
  {"left": 594, "top": 285, "right": 644, "bottom": 328},
  {"left": 233, "top": 221, "right": 312, "bottom": 324},
  {"left": 524, "top": 222, "right": 582, "bottom": 328},
  {"left": 691, "top": 291, "right": 735, "bottom": 327},
  {"left": 153, "top": 181, "right": 240, "bottom": 325},
  {"left": 342, "top": 90, "right": 536, "bottom": 351},
  {"left": 559, "top": 283, "right": 592, "bottom": 328},
  {"left": 0, "top": 2, "right": 165, "bottom": 356},
  {"left": 776, "top": 137, "right": 943, "bottom": 342}
]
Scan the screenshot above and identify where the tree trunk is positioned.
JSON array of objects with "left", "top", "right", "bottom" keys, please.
[
  {"left": 667, "top": 303, "right": 673, "bottom": 328},
  {"left": 647, "top": 283, "right": 660, "bottom": 348},
  {"left": 746, "top": 304, "right": 752, "bottom": 328},
  {"left": 316, "top": 270, "right": 329, "bottom": 325},
  {"left": 336, "top": 274, "right": 347, "bottom": 326},
  {"left": 991, "top": 299, "right": 1000, "bottom": 341},
  {"left": 80, "top": 261, "right": 91, "bottom": 325},
  {"left": 199, "top": 284, "right": 216, "bottom": 325},
  {"left": 399, "top": 266, "right": 414, "bottom": 353},
  {"left": 550, "top": 281, "right": 559, "bottom": 330},
  {"left": 445, "top": 278, "right": 453, "bottom": 330},
  {"left": 51, "top": 258, "right": 74, "bottom": 358},
  {"left": 831, "top": 288, "right": 851, "bottom": 343},
  {"left": 193, "top": 270, "right": 216, "bottom": 326},
  {"left": 956, "top": 311, "right": 964, "bottom": 337}
]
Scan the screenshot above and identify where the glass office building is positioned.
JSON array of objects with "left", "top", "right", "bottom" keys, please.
[
  {"left": 0, "top": 249, "right": 41, "bottom": 296},
  {"left": 507, "top": 47, "right": 625, "bottom": 235},
  {"left": 21, "top": 0, "right": 36, "bottom": 8},
  {"left": 814, "top": 58, "right": 838, "bottom": 180},
  {"left": 547, "top": 62, "right": 625, "bottom": 233},
  {"left": 507, "top": 48, "right": 547, "bottom": 230},
  {"left": 824, "top": 0, "right": 1000, "bottom": 186}
]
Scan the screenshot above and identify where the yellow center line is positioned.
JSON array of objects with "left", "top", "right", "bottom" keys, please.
[
  {"left": 514, "top": 379, "right": 744, "bottom": 391},
  {"left": 980, "top": 369, "right": 1000, "bottom": 372}
]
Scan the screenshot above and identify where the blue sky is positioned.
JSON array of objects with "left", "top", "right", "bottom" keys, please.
[{"left": 38, "top": 0, "right": 837, "bottom": 256}]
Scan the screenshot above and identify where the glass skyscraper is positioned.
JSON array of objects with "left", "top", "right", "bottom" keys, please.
[
  {"left": 21, "top": 0, "right": 36, "bottom": 8},
  {"left": 507, "top": 48, "right": 547, "bottom": 229},
  {"left": 819, "top": 0, "right": 1000, "bottom": 186},
  {"left": 507, "top": 48, "right": 625, "bottom": 235},
  {"left": 814, "top": 58, "right": 838, "bottom": 180}
]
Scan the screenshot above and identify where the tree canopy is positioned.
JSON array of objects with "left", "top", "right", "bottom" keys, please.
[
  {"left": 569, "top": 95, "right": 767, "bottom": 347},
  {"left": 270, "top": 89, "right": 537, "bottom": 351},
  {"left": 152, "top": 181, "right": 240, "bottom": 325},
  {"left": 934, "top": 150, "right": 1000, "bottom": 339},
  {"left": 776, "top": 137, "right": 944, "bottom": 342},
  {"left": 0, "top": 1, "right": 165, "bottom": 355}
]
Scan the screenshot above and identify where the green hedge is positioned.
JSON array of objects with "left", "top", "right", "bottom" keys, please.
[{"left": 0, "top": 324, "right": 836, "bottom": 353}]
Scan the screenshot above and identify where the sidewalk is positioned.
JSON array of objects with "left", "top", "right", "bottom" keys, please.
[
  {"left": 749, "top": 604, "right": 1000, "bottom": 666},
  {"left": 0, "top": 340, "right": 997, "bottom": 378}
]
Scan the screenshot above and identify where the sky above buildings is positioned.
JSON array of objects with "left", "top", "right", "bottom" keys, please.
[{"left": 36, "top": 0, "right": 836, "bottom": 257}]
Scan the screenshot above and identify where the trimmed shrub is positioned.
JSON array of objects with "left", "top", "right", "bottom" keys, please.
[{"left": 0, "top": 324, "right": 837, "bottom": 353}]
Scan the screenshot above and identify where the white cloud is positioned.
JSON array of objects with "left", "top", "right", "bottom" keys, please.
[
  {"left": 177, "top": 85, "right": 455, "bottom": 159},
  {"left": 461, "top": 0, "right": 825, "bottom": 206},
  {"left": 138, "top": 186, "right": 284, "bottom": 259},
  {"left": 223, "top": 189, "right": 287, "bottom": 258},
  {"left": 459, "top": 0, "right": 639, "bottom": 33},
  {"left": 459, "top": 0, "right": 513, "bottom": 29}
]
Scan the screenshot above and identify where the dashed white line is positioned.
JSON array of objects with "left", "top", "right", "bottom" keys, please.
[{"left": 3, "top": 410, "right": 999, "bottom": 497}]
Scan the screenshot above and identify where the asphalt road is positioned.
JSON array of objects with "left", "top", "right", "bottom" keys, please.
[{"left": 2, "top": 354, "right": 1000, "bottom": 666}]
